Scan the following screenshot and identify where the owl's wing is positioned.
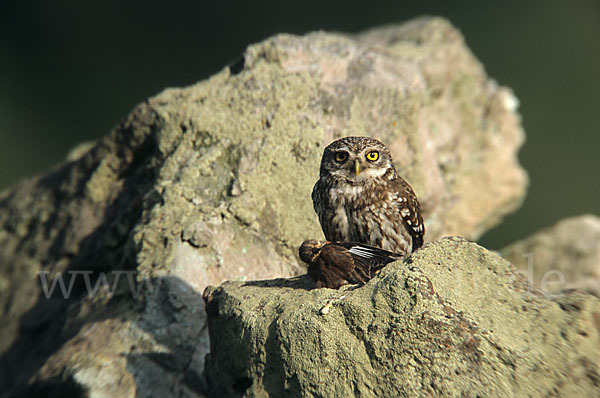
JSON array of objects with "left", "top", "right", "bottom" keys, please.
[
  {"left": 391, "top": 177, "right": 425, "bottom": 250},
  {"left": 311, "top": 180, "right": 333, "bottom": 239}
]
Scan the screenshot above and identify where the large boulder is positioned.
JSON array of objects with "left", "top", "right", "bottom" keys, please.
[
  {"left": 204, "top": 237, "right": 600, "bottom": 397},
  {"left": 0, "top": 17, "right": 527, "bottom": 396},
  {"left": 501, "top": 215, "right": 600, "bottom": 297}
]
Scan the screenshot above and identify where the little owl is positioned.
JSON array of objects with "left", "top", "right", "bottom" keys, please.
[{"left": 312, "top": 136, "right": 424, "bottom": 256}]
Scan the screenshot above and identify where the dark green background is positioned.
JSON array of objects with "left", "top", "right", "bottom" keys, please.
[{"left": 1, "top": 1, "right": 598, "bottom": 249}]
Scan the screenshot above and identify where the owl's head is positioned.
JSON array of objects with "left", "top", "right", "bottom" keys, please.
[{"left": 319, "top": 136, "right": 395, "bottom": 183}]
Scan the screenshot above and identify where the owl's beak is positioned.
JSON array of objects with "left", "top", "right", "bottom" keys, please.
[{"left": 354, "top": 159, "right": 360, "bottom": 176}]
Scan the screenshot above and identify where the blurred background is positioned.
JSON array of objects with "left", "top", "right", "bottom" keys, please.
[{"left": 0, "top": 1, "right": 598, "bottom": 249}]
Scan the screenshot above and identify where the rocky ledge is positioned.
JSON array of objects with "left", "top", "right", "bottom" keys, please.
[{"left": 204, "top": 237, "right": 600, "bottom": 397}]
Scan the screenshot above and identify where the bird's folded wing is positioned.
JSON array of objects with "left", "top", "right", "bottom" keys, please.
[
  {"left": 343, "top": 242, "right": 401, "bottom": 277},
  {"left": 319, "top": 245, "right": 369, "bottom": 285}
]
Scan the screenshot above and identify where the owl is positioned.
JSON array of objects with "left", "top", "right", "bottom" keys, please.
[
  {"left": 312, "top": 136, "right": 424, "bottom": 256},
  {"left": 299, "top": 239, "right": 402, "bottom": 289}
]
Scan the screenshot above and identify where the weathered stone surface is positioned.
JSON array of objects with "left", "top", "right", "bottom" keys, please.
[
  {"left": 501, "top": 215, "right": 600, "bottom": 297},
  {"left": 204, "top": 237, "right": 600, "bottom": 397},
  {"left": 0, "top": 17, "right": 527, "bottom": 396}
]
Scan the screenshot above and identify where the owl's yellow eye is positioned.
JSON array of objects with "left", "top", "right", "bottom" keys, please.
[
  {"left": 334, "top": 152, "right": 348, "bottom": 162},
  {"left": 366, "top": 151, "right": 379, "bottom": 162}
]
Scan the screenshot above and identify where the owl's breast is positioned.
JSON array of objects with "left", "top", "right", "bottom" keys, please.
[
  {"left": 318, "top": 183, "right": 365, "bottom": 241},
  {"left": 328, "top": 184, "right": 364, "bottom": 206},
  {"left": 331, "top": 183, "right": 392, "bottom": 211},
  {"left": 327, "top": 184, "right": 384, "bottom": 239}
]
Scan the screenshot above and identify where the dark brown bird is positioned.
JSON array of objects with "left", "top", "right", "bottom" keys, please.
[
  {"left": 299, "top": 240, "right": 403, "bottom": 289},
  {"left": 312, "top": 136, "right": 424, "bottom": 256}
]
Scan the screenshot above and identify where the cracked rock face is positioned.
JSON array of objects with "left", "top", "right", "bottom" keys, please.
[
  {"left": 0, "top": 17, "right": 528, "bottom": 396},
  {"left": 204, "top": 237, "right": 600, "bottom": 397}
]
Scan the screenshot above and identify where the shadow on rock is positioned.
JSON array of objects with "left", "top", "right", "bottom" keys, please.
[
  {"left": 0, "top": 107, "right": 161, "bottom": 396},
  {"left": 242, "top": 275, "right": 315, "bottom": 290},
  {"left": 126, "top": 276, "right": 209, "bottom": 397}
]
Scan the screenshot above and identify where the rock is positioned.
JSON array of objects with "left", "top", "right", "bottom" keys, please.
[
  {"left": 501, "top": 215, "right": 600, "bottom": 297},
  {"left": 204, "top": 237, "right": 600, "bottom": 397},
  {"left": 0, "top": 17, "right": 527, "bottom": 396}
]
